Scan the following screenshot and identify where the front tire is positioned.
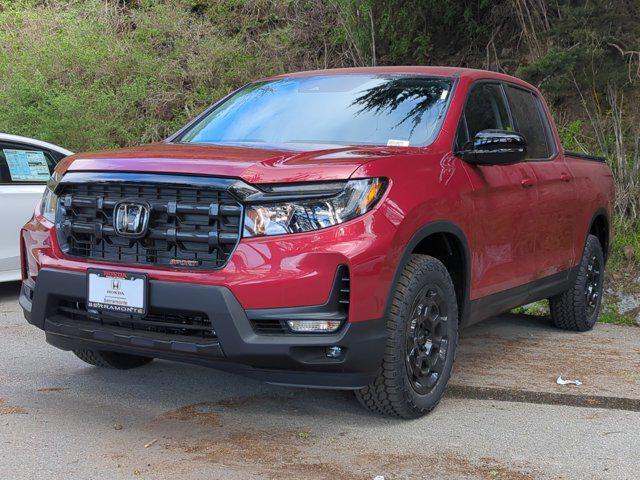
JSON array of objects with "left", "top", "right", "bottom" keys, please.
[
  {"left": 73, "top": 349, "right": 153, "bottom": 369},
  {"left": 355, "top": 254, "right": 459, "bottom": 419},
  {"left": 549, "top": 234, "right": 605, "bottom": 331}
]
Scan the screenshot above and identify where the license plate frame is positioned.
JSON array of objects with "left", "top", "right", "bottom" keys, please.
[{"left": 86, "top": 269, "right": 148, "bottom": 316}]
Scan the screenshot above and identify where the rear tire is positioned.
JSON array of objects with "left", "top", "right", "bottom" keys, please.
[
  {"left": 73, "top": 349, "right": 153, "bottom": 369},
  {"left": 355, "top": 254, "right": 459, "bottom": 419},
  {"left": 549, "top": 234, "right": 605, "bottom": 332}
]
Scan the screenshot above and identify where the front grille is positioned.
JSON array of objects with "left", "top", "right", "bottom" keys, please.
[
  {"left": 56, "top": 178, "right": 242, "bottom": 270},
  {"left": 57, "top": 299, "right": 216, "bottom": 339}
]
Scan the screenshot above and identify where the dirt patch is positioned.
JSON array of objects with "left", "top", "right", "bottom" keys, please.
[
  {"left": 0, "top": 398, "right": 27, "bottom": 415},
  {"left": 156, "top": 397, "right": 353, "bottom": 478},
  {"left": 213, "top": 392, "right": 290, "bottom": 409},
  {"left": 157, "top": 393, "right": 307, "bottom": 429},
  {"left": 160, "top": 402, "right": 223, "bottom": 428},
  {"left": 36, "top": 387, "right": 66, "bottom": 392},
  {"left": 175, "top": 428, "right": 308, "bottom": 463},
  {"left": 153, "top": 398, "right": 543, "bottom": 480},
  {"left": 359, "top": 451, "right": 539, "bottom": 480},
  {"left": 159, "top": 431, "right": 541, "bottom": 480}
]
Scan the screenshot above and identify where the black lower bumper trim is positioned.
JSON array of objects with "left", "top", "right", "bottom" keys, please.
[
  {"left": 22, "top": 268, "right": 387, "bottom": 389},
  {"left": 45, "top": 317, "right": 224, "bottom": 356}
]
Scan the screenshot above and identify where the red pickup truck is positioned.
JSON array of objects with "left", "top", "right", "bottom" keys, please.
[{"left": 20, "top": 67, "right": 614, "bottom": 418}]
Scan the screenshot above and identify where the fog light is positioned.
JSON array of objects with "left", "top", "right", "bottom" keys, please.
[
  {"left": 286, "top": 320, "right": 342, "bottom": 333},
  {"left": 325, "top": 346, "right": 343, "bottom": 358}
]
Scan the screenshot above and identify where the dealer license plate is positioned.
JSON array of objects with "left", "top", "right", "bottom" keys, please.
[{"left": 87, "top": 269, "right": 147, "bottom": 316}]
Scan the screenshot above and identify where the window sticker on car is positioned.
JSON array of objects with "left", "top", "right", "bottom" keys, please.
[
  {"left": 3, "top": 149, "right": 50, "bottom": 182},
  {"left": 387, "top": 139, "right": 410, "bottom": 147}
]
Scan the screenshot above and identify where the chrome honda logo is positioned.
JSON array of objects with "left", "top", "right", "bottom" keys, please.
[{"left": 113, "top": 201, "right": 150, "bottom": 238}]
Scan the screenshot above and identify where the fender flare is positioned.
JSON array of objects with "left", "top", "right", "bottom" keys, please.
[
  {"left": 586, "top": 207, "right": 611, "bottom": 260},
  {"left": 384, "top": 220, "right": 472, "bottom": 325}
]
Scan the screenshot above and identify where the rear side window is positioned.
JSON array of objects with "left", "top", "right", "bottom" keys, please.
[
  {"left": 462, "top": 83, "right": 513, "bottom": 142},
  {"left": 504, "top": 86, "right": 554, "bottom": 159},
  {"left": 0, "top": 143, "right": 56, "bottom": 184}
]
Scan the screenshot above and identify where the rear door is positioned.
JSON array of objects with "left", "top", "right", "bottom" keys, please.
[
  {"left": 0, "top": 141, "right": 61, "bottom": 280},
  {"left": 503, "top": 84, "right": 577, "bottom": 278},
  {"left": 457, "top": 82, "right": 539, "bottom": 299}
]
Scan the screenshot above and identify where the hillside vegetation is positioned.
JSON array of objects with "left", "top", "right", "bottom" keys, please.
[{"left": 0, "top": 1, "right": 638, "bottom": 280}]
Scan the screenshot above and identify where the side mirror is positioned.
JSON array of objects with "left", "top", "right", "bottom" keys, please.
[{"left": 457, "top": 129, "right": 527, "bottom": 165}]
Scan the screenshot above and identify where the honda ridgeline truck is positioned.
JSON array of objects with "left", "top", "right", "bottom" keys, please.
[{"left": 20, "top": 67, "right": 615, "bottom": 418}]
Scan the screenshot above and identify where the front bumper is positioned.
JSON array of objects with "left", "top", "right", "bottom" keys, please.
[{"left": 21, "top": 268, "right": 387, "bottom": 389}]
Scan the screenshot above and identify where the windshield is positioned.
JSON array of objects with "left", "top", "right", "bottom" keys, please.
[{"left": 177, "top": 74, "right": 453, "bottom": 148}]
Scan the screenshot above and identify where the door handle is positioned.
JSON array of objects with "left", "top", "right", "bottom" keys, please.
[
  {"left": 560, "top": 173, "right": 572, "bottom": 183},
  {"left": 521, "top": 177, "right": 535, "bottom": 188}
]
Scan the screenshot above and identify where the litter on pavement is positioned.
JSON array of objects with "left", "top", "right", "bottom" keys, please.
[{"left": 556, "top": 376, "right": 583, "bottom": 386}]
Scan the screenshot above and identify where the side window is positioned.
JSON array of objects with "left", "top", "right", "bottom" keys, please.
[
  {"left": 0, "top": 143, "right": 56, "bottom": 184},
  {"left": 504, "top": 86, "right": 554, "bottom": 159},
  {"left": 461, "top": 83, "right": 513, "bottom": 143}
]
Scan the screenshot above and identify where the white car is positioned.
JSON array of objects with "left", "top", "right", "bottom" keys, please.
[{"left": 0, "top": 133, "right": 72, "bottom": 282}]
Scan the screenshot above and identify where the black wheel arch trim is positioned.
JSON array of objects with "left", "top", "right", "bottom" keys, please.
[
  {"left": 385, "top": 220, "right": 472, "bottom": 326},
  {"left": 586, "top": 207, "right": 610, "bottom": 261}
]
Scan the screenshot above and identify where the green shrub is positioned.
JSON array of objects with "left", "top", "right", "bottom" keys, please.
[
  {"left": 334, "top": 0, "right": 494, "bottom": 66},
  {"left": 610, "top": 217, "right": 640, "bottom": 270}
]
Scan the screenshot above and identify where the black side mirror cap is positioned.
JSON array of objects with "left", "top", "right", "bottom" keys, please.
[{"left": 457, "top": 129, "right": 527, "bottom": 165}]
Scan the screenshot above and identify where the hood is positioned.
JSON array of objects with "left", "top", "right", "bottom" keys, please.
[{"left": 57, "top": 142, "right": 419, "bottom": 184}]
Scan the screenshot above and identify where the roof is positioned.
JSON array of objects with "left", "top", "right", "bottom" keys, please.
[
  {"left": 0, "top": 133, "right": 73, "bottom": 156},
  {"left": 263, "top": 66, "right": 536, "bottom": 91}
]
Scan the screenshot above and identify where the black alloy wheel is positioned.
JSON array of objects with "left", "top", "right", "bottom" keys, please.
[
  {"left": 585, "top": 252, "right": 602, "bottom": 318},
  {"left": 405, "top": 287, "right": 450, "bottom": 395}
]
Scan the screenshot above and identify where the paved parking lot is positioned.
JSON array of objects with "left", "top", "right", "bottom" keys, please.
[{"left": 1, "top": 281, "right": 638, "bottom": 479}]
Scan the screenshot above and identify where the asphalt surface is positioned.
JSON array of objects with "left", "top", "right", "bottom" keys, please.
[{"left": 1, "top": 281, "right": 639, "bottom": 480}]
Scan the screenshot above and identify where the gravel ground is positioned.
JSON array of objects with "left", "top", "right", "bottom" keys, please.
[{"left": 1, "top": 281, "right": 638, "bottom": 480}]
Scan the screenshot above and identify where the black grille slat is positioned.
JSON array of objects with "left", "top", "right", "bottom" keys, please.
[
  {"left": 57, "top": 300, "right": 216, "bottom": 339},
  {"left": 65, "top": 196, "right": 242, "bottom": 217},
  {"left": 252, "top": 319, "right": 288, "bottom": 334},
  {"left": 57, "top": 179, "right": 242, "bottom": 270},
  {"left": 339, "top": 273, "right": 350, "bottom": 305},
  {"left": 67, "top": 222, "right": 239, "bottom": 245}
]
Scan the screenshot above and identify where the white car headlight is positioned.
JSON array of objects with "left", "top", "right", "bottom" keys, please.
[
  {"left": 241, "top": 178, "right": 386, "bottom": 237},
  {"left": 39, "top": 172, "right": 62, "bottom": 223}
]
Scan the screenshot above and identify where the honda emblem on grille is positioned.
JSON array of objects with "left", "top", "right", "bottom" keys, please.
[{"left": 113, "top": 201, "right": 150, "bottom": 238}]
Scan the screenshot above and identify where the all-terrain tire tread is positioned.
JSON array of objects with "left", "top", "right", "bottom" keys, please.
[
  {"left": 549, "top": 234, "right": 603, "bottom": 332},
  {"left": 355, "top": 254, "right": 458, "bottom": 419},
  {"left": 73, "top": 349, "right": 113, "bottom": 368}
]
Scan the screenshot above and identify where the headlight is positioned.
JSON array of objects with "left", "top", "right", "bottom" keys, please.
[
  {"left": 243, "top": 178, "right": 386, "bottom": 237},
  {"left": 39, "top": 172, "right": 62, "bottom": 223}
]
